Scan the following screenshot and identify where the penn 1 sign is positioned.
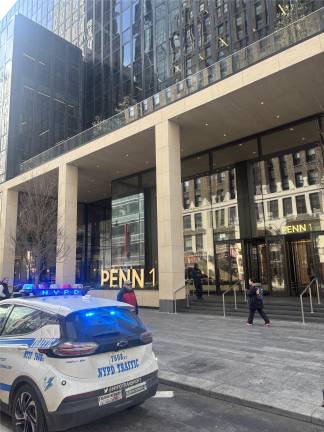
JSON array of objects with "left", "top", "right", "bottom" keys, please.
[{"left": 101, "top": 268, "right": 156, "bottom": 288}]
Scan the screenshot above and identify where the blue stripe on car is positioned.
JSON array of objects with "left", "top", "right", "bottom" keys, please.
[{"left": 0, "top": 383, "right": 11, "bottom": 391}]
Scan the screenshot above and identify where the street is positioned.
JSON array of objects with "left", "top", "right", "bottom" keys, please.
[{"left": 1, "top": 385, "right": 323, "bottom": 432}]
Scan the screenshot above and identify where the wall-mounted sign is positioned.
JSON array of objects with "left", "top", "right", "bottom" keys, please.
[
  {"left": 281, "top": 223, "right": 313, "bottom": 234},
  {"left": 101, "top": 268, "right": 156, "bottom": 288}
]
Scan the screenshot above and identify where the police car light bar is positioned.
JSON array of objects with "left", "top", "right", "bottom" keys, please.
[{"left": 22, "top": 284, "right": 86, "bottom": 297}]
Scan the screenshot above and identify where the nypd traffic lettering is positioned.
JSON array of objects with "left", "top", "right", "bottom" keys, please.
[{"left": 98, "top": 359, "right": 140, "bottom": 378}]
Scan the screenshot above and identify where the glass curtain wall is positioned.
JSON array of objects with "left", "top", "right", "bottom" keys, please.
[
  {"left": 182, "top": 117, "right": 324, "bottom": 296},
  {"left": 76, "top": 199, "right": 111, "bottom": 284}
]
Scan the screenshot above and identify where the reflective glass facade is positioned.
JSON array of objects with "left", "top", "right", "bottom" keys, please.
[
  {"left": 6, "top": 14, "right": 82, "bottom": 179},
  {"left": 1, "top": 0, "right": 323, "bottom": 180},
  {"left": 182, "top": 117, "right": 324, "bottom": 296}
]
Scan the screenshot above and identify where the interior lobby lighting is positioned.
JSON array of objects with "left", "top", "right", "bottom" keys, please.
[
  {"left": 125, "top": 153, "right": 129, "bottom": 157},
  {"left": 205, "top": 122, "right": 209, "bottom": 126},
  {"left": 290, "top": 128, "right": 294, "bottom": 131},
  {"left": 260, "top": 101, "right": 264, "bottom": 105},
  {"left": 223, "top": 133, "right": 227, "bottom": 137},
  {"left": 276, "top": 114, "right": 280, "bottom": 118},
  {"left": 301, "top": 137, "right": 305, "bottom": 141}
]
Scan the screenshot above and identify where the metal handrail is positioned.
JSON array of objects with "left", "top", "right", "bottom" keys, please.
[
  {"left": 300, "top": 277, "right": 321, "bottom": 324},
  {"left": 222, "top": 281, "right": 240, "bottom": 318},
  {"left": 173, "top": 284, "right": 190, "bottom": 314}
]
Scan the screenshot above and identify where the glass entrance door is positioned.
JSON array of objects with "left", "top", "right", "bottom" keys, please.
[
  {"left": 244, "top": 240, "right": 269, "bottom": 293},
  {"left": 214, "top": 242, "right": 244, "bottom": 293},
  {"left": 286, "top": 237, "right": 314, "bottom": 296}
]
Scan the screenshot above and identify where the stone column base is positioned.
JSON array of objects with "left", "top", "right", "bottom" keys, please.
[{"left": 159, "top": 298, "right": 187, "bottom": 313}]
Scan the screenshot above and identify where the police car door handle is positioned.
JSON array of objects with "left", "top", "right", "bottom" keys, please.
[
  {"left": 1, "top": 344, "right": 29, "bottom": 350},
  {"left": 17, "top": 344, "right": 29, "bottom": 351}
]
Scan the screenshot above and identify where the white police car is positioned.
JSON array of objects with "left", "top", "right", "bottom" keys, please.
[{"left": 0, "top": 288, "right": 158, "bottom": 431}]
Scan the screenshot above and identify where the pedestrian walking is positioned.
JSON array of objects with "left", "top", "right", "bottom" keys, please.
[
  {"left": 117, "top": 280, "right": 139, "bottom": 314},
  {"left": 192, "top": 263, "right": 203, "bottom": 300},
  {"left": 0, "top": 277, "right": 10, "bottom": 300},
  {"left": 246, "top": 278, "right": 271, "bottom": 326}
]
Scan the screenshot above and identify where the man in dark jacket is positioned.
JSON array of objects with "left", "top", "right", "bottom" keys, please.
[
  {"left": 0, "top": 277, "right": 10, "bottom": 300},
  {"left": 117, "top": 280, "right": 139, "bottom": 314},
  {"left": 246, "top": 278, "right": 270, "bottom": 326},
  {"left": 191, "top": 263, "right": 203, "bottom": 300}
]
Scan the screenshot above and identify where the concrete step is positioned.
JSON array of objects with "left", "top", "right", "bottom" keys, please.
[{"left": 182, "top": 308, "right": 324, "bottom": 323}]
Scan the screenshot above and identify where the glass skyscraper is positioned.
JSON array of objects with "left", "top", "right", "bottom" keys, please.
[{"left": 1, "top": 0, "right": 323, "bottom": 180}]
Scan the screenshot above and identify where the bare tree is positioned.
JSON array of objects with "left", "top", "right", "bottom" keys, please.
[{"left": 13, "top": 177, "right": 70, "bottom": 285}]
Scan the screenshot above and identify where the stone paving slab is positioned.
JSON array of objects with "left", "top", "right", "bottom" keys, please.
[{"left": 140, "top": 309, "right": 324, "bottom": 426}]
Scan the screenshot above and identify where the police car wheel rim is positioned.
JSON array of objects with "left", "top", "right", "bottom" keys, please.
[{"left": 14, "top": 392, "right": 37, "bottom": 432}]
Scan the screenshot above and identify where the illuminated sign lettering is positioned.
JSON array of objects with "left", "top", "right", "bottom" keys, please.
[
  {"left": 101, "top": 268, "right": 156, "bottom": 288},
  {"left": 281, "top": 223, "right": 312, "bottom": 234}
]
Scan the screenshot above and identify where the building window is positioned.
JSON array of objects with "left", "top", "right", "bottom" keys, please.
[
  {"left": 295, "top": 172, "right": 303, "bottom": 188},
  {"left": 281, "top": 175, "right": 289, "bottom": 190},
  {"left": 194, "top": 177, "right": 202, "bottom": 207},
  {"left": 306, "top": 148, "right": 316, "bottom": 163},
  {"left": 283, "top": 197, "right": 293, "bottom": 216},
  {"left": 184, "top": 235, "right": 192, "bottom": 251},
  {"left": 194, "top": 213, "right": 202, "bottom": 229},
  {"left": 183, "top": 215, "right": 191, "bottom": 229},
  {"left": 310, "top": 192, "right": 321, "bottom": 213},
  {"left": 293, "top": 152, "right": 301, "bottom": 166},
  {"left": 255, "top": 202, "right": 264, "bottom": 222},
  {"left": 183, "top": 197, "right": 190, "bottom": 210},
  {"left": 296, "top": 195, "right": 307, "bottom": 214},
  {"left": 308, "top": 169, "right": 319, "bottom": 186},
  {"left": 183, "top": 181, "right": 190, "bottom": 209},
  {"left": 268, "top": 200, "right": 279, "bottom": 219},
  {"left": 229, "top": 206, "right": 237, "bottom": 225},
  {"left": 215, "top": 209, "right": 225, "bottom": 227},
  {"left": 217, "top": 171, "right": 225, "bottom": 184},
  {"left": 216, "top": 189, "right": 224, "bottom": 203},
  {"left": 196, "top": 234, "right": 204, "bottom": 251}
]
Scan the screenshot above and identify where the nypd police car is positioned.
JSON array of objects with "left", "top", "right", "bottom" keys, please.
[{"left": 0, "top": 287, "right": 158, "bottom": 431}]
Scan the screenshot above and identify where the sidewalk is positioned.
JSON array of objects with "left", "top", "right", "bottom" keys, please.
[{"left": 140, "top": 309, "right": 324, "bottom": 426}]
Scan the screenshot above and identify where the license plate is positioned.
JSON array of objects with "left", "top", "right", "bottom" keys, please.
[
  {"left": 98, "top": 390, "right": 123, "bottom": 406},
  {"left": 125, "top": 382, "right": 147, "bottom": 399}
]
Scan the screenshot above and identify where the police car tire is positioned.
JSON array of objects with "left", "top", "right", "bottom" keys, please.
[{"left": 12, "top": 384, "right": 47, "bottom": 432}]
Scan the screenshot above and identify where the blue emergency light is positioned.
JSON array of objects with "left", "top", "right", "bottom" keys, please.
[{"left": 22, "top": 284, "right": 86, "bottom": 297}]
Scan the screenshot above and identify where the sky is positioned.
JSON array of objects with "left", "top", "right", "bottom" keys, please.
[{"left": 0, "top": 0, "right": 17, "bottom": 20}]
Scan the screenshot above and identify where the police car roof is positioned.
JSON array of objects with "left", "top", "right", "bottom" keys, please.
[{"left": 5, "top": 295, "right": 130, "bottom": 316}]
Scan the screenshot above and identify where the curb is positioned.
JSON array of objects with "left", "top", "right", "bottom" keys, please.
[{"left": 158, "top": 375, "right": 324, "bottom": 427}]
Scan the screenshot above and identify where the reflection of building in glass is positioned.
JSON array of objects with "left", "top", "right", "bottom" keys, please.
[
  {"left": 5, "top": 14, "right": 83, "bottom": 180},
  {"left": 111, "top": 193, "right": 145, "bottom": 268},
  {"left": 182, "top": 118, "right": 324, "bottom": 295}
]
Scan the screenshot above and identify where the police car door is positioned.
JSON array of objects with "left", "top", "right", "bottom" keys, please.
[
  {"left": 0, "top": 305, "right": 50, "bottom": 405},
  {"left": 0, "top": 303, "right": 19, "bottom": 404}
]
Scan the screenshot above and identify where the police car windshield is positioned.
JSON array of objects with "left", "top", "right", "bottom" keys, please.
[{"left": 64, "top": 307, "right": 146, "bottom": 342}]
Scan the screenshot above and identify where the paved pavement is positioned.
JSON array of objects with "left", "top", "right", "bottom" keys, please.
[
  {"left": 1, "top": 385, "right": 323, "bottom": 432},
  {"left": 140, "top": 309, "right": 324, "bottom": 426}
]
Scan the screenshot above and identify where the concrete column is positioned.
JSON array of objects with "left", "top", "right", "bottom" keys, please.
[
  {"left": 155, "top": 120, "right": 185, "bottom": 312},
  {"left": 0, "top": 189, "right": 18, "bottom": 286},
  {"left": 56, "top": 164, "right": 78, "bottom": 285}
]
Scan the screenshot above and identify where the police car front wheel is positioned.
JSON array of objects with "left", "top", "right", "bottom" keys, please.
[{"left": 12, "top": 385, "right": 47, "bottom": 432}]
